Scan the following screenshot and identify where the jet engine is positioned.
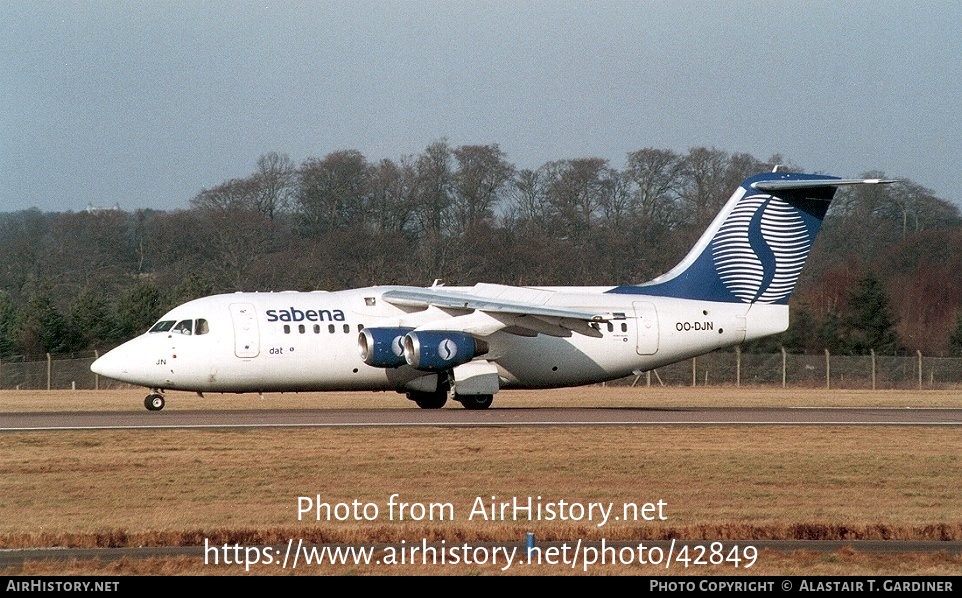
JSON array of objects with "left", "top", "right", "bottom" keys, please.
[
  {"left": 358, "top": 327, "right": 413, "bottom": 368},
  {"left": 402, "top": 331, "right": 488, "bottom": 371}
]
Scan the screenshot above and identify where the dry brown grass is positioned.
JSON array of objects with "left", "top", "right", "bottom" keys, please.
[
  {"left": 2, "top": 387, "right": 960, "bottom": 575},
  {"left": 2, "top": 385, "right": 961, "bottom": 412}
]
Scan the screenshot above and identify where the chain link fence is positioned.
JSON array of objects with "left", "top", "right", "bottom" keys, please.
[
  {"left": 0, "top": 352, "right": 107, "bottom": 390},
  {"left": 619, "top": 349, "right": 962, "bottom": 389},
  {"left": 2, "top": 349, "right": 961, "bottom": 391}
]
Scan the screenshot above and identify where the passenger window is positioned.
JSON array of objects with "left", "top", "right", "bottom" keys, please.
[
  {"left": 358, "top": 324, "right": 364, "bottom": 331},
  {"left": 607, "top": 323, "right": 614, "bottom": 332},
  {"left": 172, "top": 320, "right": 193, "bottom": 335},
  {"left": 621, "top": 323, "right": 628, "bottom": 332},
  {"left": 343, "top": 324, "right": 350, "bottom": 333},
  {"left": 195, "top": 319, "right": 209, "bottom": 335},
  {"left": 314, "top": 324, "right": 320, "bottom": 334},
  {"left": 328, "top": 324, "right": 335, "bottom": 334},
  {"left": 283, "top": 325, "right": 291, "bottom": 334}
]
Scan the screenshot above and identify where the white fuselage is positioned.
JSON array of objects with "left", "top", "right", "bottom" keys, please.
[{"left": 91, "top": 285, "right": 788, "bottom": 394}]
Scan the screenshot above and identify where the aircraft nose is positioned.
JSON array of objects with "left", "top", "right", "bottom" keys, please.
[{"left": 90, "top": 348, "right": 127, "bottom": 379}]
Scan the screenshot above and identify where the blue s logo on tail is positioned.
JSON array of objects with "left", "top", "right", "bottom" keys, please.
[
  {"left": 712, "top": 193, "right": 812, "bottom": 304},
  {"left": 609, "top": 171, "right": 892, "bottom": 305}
]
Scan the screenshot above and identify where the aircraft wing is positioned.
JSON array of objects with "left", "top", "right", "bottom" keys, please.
[{"left": 382, "top": 284, "right": 610, "bottom": 338}]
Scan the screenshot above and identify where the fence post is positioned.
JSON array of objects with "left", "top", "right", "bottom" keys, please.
[
  {"left": 871, "top": 349, "right": 876, "bottom": 390},
  {"left": 46, "top": 353, "right": 52, "bottom": 391},
  {"left": 917, "top": 350, "right": 923, "bottom": 389},
  {"left": 736, "top": 345, "right": 741, "bottom": 387},
  {"left": 825, "top": 349, "right": 830, "bottom": 389},
  {"left": 691, "top": 357, "right": 697, "bottom": 387},
  {"left": 781, "top": 346, "right": 786, "bottom": 388}
]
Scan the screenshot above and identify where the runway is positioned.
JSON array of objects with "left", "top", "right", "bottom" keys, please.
[{"left": 4, "top": 406, "right": 962, "bottom": 431}]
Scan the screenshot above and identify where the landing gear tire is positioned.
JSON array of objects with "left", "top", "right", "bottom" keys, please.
[
  {"left": 456, "top": 394, "right": 493, "bottom": 410},
  {"left": 145, "top": 393, "right": 165, "bottom": 411},
  {"left": 407, "top": 391, "right": 448, "bottom": 409}
]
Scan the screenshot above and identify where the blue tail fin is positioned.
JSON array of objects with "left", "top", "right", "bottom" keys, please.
[{"left": 607, "top": 172, "right": 894, "bottom": 305}]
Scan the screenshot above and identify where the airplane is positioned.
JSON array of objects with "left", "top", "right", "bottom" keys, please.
[{"left": 90, "top": 170, "right": 894, "bottom": 411}]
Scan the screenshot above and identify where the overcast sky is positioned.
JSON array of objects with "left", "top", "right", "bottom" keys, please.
[{"left": 2, "top": 1, "right": 960, "bottom": 213}]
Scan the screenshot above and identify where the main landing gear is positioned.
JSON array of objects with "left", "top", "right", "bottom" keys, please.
[
  {"left": 144, "top": 390, "right": 165, "bottom": 411},
  {"left": 406, "top": 390, "right": 448, "bottom": 409},
  {"left": 405, "top": 390, "right": 495, "bottom": 410},
  {"left": 456, "top": 394, "right": 494, "bottom": 410}
]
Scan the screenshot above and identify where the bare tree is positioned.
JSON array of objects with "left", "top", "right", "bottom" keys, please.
[
  {"left": 189, "top": 178, "right": 259, "bottom": 212},
  {"left": 624, "top": 147, "right": 682, "bottom": 224},
  {"left": 366, "top": 157, "right": 418, "bottom": 234},
  {"left": 879, "top": 178, "right": 960, "bottom": 237},
  {"left": 412, "top": 140, "right": 454, "bottom": 239},
  {"left": 451, "top": 144, "right": 515, "bottom": 232},
  {"left": 189, "top": 177, "right": 277, "bottom": 291},
  {"left": 253, "top": 152, "right": 295, "bottom": 220},
  {"left": 545, "top": 157, "right": 613, "bottom": 239},
  {"left": 504, "top": 165, "right": 553, "bottom": 230},
  {"left": 677, "top": 147, "right": 730, "bottom": 227},
  {"left": 295, "top": 150, "right": 370, "bottom": 236}
]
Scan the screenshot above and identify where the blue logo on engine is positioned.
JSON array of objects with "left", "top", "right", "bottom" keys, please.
[{"left": 438, "top": 339, "right": 457, "bottom": 361}]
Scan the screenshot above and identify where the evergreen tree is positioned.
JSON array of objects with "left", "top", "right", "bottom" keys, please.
[
  {"left": 171, "top": 272, "right": 214, "bottom": 306},
  {"left": 0, "top": 291, "right": 22, "bottom": 358},
  {"left": 845, "top": 274, "right": 899, "bottom": 354},
  {"left": 20, "top": 285, "right": 69, "bottom": 357},
  {"left": 67, "top": 288, "right": 119, "bottom": 351},
  {"left": 781, "top": 304, "right": 817, "bottom": 353},
  {"left": 816, "top": 311, "right": 847, "bottom": 354},
  {"left": 948, "top": 310, "right": 962, "bottom": 356},
  {"left": 116, "top": 281, "right": 168, "bottom": 339}
]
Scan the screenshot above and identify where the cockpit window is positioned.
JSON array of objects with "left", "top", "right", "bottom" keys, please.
[
  {"left": 195, "top": 319, "right": 209, "bottom": 335},
  {"left": 150, "top": 318, "right": 209, "bottom": 335},
  {"left": 149, "top": 320, "right": 176, "bottom": 333}
]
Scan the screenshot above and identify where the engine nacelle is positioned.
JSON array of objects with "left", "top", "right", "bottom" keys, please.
[
  {"left": 358, "top": 327, "right": 414, "bottom": 368},
  {"left": 402, "top": 331, "right": 488, "bottom": 371}
]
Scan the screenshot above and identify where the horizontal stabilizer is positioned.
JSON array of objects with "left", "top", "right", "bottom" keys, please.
[{"left": 753, "top": 178, "right": 896, "bottom": 193}]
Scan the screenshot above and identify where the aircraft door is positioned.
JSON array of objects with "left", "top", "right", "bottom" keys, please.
[
  {"left": 633, "top": 302, "right": 658, "bottom": 355},
  {"left": 229, "top": 303, "right": 260, "bottom": 358}
]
